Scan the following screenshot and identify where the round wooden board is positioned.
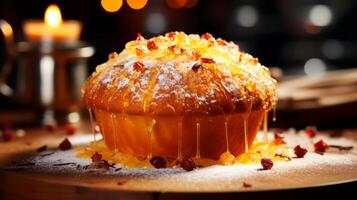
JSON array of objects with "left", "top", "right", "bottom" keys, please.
[{"left": 1, "top": 128, "right": 357, "bottom": 200}]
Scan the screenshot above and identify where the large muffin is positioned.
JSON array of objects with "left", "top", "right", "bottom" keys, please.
[{"left": 82, "top": 32, "right": 277, "bottom": 162}]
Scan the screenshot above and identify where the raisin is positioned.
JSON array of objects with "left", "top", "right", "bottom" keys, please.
[
  {"left": 180, "top": 157, "right": 196, "bottom": 171},
  {"left": 260, "top": 158, "right": 273, "bottom": 170},
  {"left": 37, "top": 145, "right": 48, "bottom": 152},
  {"left": 150, "top": 156, "right": 166, "bottom": 169},
  {"left": 191, "top": 63, "right": 201, "bottom": 72},
  {"left": 91, "top": 152, "right": 103, "bottom": 162}
]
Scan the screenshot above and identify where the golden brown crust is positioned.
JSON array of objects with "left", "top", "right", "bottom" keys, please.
[{"left": 82, "top": 32, "right": 277, "bottom": 115}]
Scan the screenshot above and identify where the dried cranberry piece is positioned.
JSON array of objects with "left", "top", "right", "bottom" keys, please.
[
  {"left": 168, "top": 45, "right": 176, "bottom": 52},
  {"left": 201, "top": 57, "right": 215, "bottom": 64},
  {"left": 37, "top": 145, "right": 48, "bottom": 152},
  {"left": 314, "top": 139, "right": 328, "bottom": 153},
  {"left": 305, "top": 127, "right": 316, "bottom": 138},
  {"left": 3, "top": 129, "right": 15, "bottom": 141},
  {"left": 59, "top": 138, "right": 72, "bottom": 151},
  {"left": 261, "top": 158, "right": 273, "bottom": 170},
  {"left": 147, "top": 40, "right": 158, "bottom": 50},
  {"left": 192, "top": 51, "right": 201, "bottom": 61},
  {"left": 191, "top": 63, "right": 201, "bottom": 72},
  {"left": 180, "top": 157, "right": 196, "bottom": 171},
  {"left": 91, "top": 152, "right": 103, "bottom": 162},
  {"left": 46, "top": 121, "right": 58, "bottom": 132},
  {"left": 274, "top": 131, "right": 286, "bottom": 145},
  {"left": 64, "top": 124, "right": 76, "bottom": 135},
  {"left": 294, "top": 145, "right": 308, "bottom": 158},
  {"left": 150, "top": 156, "right": 167, "bottom": 169},
  {"left": 242, "top": 182, "right": 252, "bottom": 188},
  {"left": 133, "top": 61, "right": 145, "bottom": 72},
  {"left": 166, "top": 32, "right": 176, "bottom": 39},
  {"left": 201, "top": 33, "right": 213, "bottom": 40}
]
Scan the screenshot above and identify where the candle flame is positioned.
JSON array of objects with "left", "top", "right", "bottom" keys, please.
[{"left": 45, "top": 4, "right": 62, "bottom": 27}]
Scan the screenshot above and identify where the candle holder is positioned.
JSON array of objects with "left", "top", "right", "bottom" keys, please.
[{"left": 15, "top": 41, "right": 95, "bottom": 125}]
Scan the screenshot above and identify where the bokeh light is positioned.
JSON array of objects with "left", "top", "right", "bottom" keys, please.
[
  {"left": 304, "top": 58, "right": 327, "bottom": 76},
  {"left": 166, "top": 0, "right": 187, "bottom": 8},
  {"left": 235, "top": 5, "right": 259, "bottom": 27},
  {"left": 101, "top": 0, "right": 123, "bottom": 13},
  {"left": 184, "top": 0, "right": 199, "bottom": 8},
  {"left": 44, "top": 4, "right": 62, "bottom": 27},
  {"left": 146, "top": 12, "right": 166, "bottom": 33},
  {"left": 127, "top": 0, "right": 148, "bottom": 10},
  {"left": 309, "top": 5, "right": 332, "bottom": 27}
]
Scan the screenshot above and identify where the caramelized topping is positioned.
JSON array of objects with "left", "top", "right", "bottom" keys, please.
[
  {"left": 135, "top": 47, "right": 145, "bottom": 56},
  {"left": 83, "top": 32, "right": 277, "bottom": 115}
]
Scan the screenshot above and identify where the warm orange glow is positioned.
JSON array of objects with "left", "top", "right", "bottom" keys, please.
[
  {"left": 184, "top": 0, "right": 199, "bottom": 8},
  {"left": 101, "top": 0, "right": 123, "bottom": 12},
  {"left": 44, "top": 4, "right": 62, "bottom": 27},
  {"left": 127, "top": 0, "right": 148, "bottom": 10},
  {"left": 166, "top": 0, "right": 187, "bottom": 8}
]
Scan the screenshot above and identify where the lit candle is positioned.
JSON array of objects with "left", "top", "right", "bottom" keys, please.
[{"left": 23, "top": 4, "right": 82, "bottom": 42}]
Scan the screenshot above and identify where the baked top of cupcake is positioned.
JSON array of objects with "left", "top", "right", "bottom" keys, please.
[{"left": 82, "top": 32, "right": 277, "bottom": 115}]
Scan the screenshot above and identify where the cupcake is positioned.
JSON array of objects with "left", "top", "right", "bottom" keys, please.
[{"left": 82, "top": 32, "right": 277, "bottom": 164}]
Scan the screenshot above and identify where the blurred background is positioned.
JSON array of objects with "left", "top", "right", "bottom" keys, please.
[{"left": 0, "top": 0, "right": 357, "bottom": 129}]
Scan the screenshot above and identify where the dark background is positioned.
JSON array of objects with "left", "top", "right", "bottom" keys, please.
[{"left": 1, "top": 0, "right": 357, "bottom": 74}]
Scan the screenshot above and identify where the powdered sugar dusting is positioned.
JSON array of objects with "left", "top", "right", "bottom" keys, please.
[{"left": 4, "top": 130, "right": 357, "bottom": 192}]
